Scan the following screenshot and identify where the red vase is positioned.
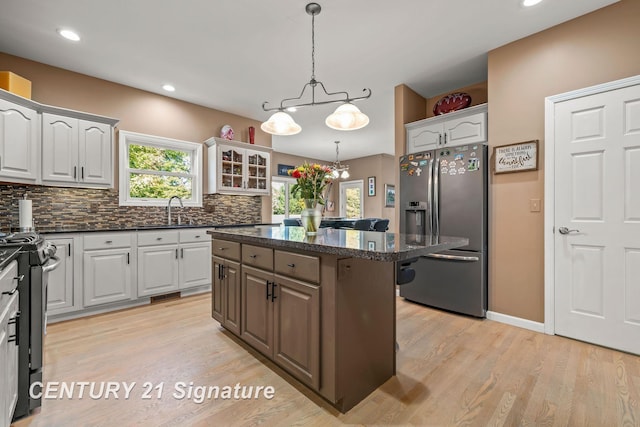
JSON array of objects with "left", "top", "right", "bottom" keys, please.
[{"left": 248, "top": 126, "right": 255, "bottom": 144}]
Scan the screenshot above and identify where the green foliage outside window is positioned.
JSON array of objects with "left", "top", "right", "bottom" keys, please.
[{"left": 128, "top": 144, "right": 192, "bottom": 199}]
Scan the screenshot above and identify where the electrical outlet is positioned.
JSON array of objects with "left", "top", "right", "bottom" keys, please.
[{"left": 530, "top": 199, "right": 541, "bottom": 212}]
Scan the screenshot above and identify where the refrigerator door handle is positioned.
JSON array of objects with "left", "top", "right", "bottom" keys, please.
[
  {"left": 433, "top": 158, "right": 440, "bottom": 236},
  {"left": 427, "top": 158, "right": 434, "bottom": 234},
  {"left": 425, "top": 253, "right": 480, "bottom": 262}
]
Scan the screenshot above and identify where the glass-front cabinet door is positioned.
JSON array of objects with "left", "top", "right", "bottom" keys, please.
[
  {"left": 219, "top": 146, "right": 245, "bottom": 191},
  {"left": 245, "top": 149, "right": 270, "bottom": 194}
]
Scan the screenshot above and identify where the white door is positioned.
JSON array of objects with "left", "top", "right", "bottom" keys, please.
[
  {"left": 46, "top": 238, "right": 74, "bottom": 313},
  {"left": 137, "top": 245, "right": 179, "bottom": 297},
  {"left": 553, "top": 81, "right": 640, "bottom": 355},
  {"left": 79, "top": 120, "right": 111, "bottom": 186},
  {"left": 339, "top": 180, "right": 363, "bottom": 218},
  {"left": 179, "top": 243, "right": 211, "bottom": 289},
  {"left": 42, "top": 113, "right": 78, "bottom": 183},
  {"left": 84, "top": 249, "right": 132, "bottom": 306}
]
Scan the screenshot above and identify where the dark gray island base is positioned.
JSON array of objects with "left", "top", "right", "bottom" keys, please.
[{"left": 207, "top": 226, "right": 467, "bottom": 413}]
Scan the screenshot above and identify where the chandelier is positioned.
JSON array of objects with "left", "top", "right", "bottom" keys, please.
[
  {"left": 330, "top": 141, "right": 350, "bottom": 179},
  {"left": 260, "top": 3, "right": 372, "bottom": 136}
]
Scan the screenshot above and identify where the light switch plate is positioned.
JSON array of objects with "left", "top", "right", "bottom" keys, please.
[{"left": 530, "top": 198, "right": 541, "bottom": 212}]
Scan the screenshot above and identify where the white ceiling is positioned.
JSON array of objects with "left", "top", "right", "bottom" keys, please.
[{"left": 0, "top": 0, "right": 618, "bottom": 162}]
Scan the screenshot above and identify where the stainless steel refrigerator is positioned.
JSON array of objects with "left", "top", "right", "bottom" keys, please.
[{"left": 399, "top": 144, "right": 488, "bottom": 317}]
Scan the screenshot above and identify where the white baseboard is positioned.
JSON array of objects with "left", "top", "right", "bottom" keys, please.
[{"left": 486, "top": 311, "right": 545, "bottom": 333}]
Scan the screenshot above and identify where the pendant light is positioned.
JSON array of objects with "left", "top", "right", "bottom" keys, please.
[
  {"left": 261, "top": 3, "right": 371, "bottom": 136},
  {"left": 329, "top": 141, "right": 350, "bottom": 179}
]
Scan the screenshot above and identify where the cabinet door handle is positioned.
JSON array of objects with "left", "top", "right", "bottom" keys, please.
[
  {"left": 181, "top": 248, "right": 184, "bottom": 258},
  {"left": 127, "top": 253, "right": 130, "bottom": 264},
  {"left": 14, "top": 275, "right": 24, "bottom": 282},
  {"left": 8, "top": 311, "right": 20, "bottom": 346},
  {"left": 105, "top": 240, "right": 113, "bottom": 244},
  {"left": 271, "top": 283, "right": 277, "bottom": 302},
  {"left": 73, "top": 166, "right": 77, "bottom": 179},
  {"left": 156, "top": 237, "right": 163, "bottom": 241},
  {"left": 218, "top": 247, "right": 227, "bottom": 251},
  {"left": 175, "top": 249, "right": 179, "bottom": 259},
  {"left": 287, "top": 263, "right": 295, "bottom": 268},
  {"left": 249, "top": 254, "right": 257, "bottom": 259},
  {"left": 2, "top": 288, "right": 17, "bottom": 295},
  {"left": 439, "top": 134, "right": 442, "bottom": 145},
  {"left": 81, "top": 166, "right": 84, "bottom": 179},
  {"left": 195, "top": 235, "right": 201, "bottom": 239},
  {"left": 266, "top": 280, "right": 271, "bottom": 300},
  {"left": 444, "top": 133, "right": 447, "bottom": 145},
  {"left": 220, "top": 264, "right": 225, "bottom": 279},
  {"left": 68, "top": 243, "right": 71, "bottom": 257},
  {"left": 217, "top": 264, "right": 222, "bottom": 280}
]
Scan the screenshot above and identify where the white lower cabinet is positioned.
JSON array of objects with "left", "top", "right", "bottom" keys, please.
[
  {"left": 137, "top": 229, "right": 212, "bottom": 297},
  {"left": 83, "top": 232, "right": 134, "bottom": 307},
  {"left": 45, "top": 229, "right": 211, "bottom": 322},
  {"left": 137, "top": 244, "right": 180, "bottom": 297},
  {"left": 46, "top": 237, "right": 75, "bottom": 314},
  {"left": 1, "top": 261, "right": 19, "bottom": 426},
  {"left": 179, "top": 241, "right": 211, "bottom": 289}
]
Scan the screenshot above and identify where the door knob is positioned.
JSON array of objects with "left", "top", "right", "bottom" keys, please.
[{"left": 558, "top": 226, "right": 580, "bottom": 235}]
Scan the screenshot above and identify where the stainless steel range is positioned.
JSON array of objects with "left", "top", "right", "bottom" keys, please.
[{"left": 0, "top": 232, "right": 59, "bottom": 421}]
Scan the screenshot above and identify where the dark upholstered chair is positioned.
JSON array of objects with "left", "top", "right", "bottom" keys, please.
[
  {"left": 372, "top": 219, "right": 389, "bottom": 232},
  {"left": 283, "top": 218, "right": 302, "bottom": 226},
  {"left": 353, "top": 218, "right": 376, "bottom": 231}
]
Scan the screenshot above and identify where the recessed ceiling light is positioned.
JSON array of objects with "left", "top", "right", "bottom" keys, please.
[
  {"left": 57, "top": 28, "right": 80, "bottom": 42},
  {"left": 522, "top": 0, "right": 543, "bottom": 6},
  {"left": 162, "top": 84, "right": 176, "bottom": 92}
]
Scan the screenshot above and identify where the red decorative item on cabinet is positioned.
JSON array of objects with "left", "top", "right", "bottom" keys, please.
[
  {"left": 248, "top": 126, "right": 255, "bottom": 144},
  {"left": 433, "top": 92, "right": 472, "bottom": 116}
]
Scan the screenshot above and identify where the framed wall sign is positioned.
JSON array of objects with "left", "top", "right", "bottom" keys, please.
[
  {"left": 384, "top": 184, "right": 395, "bottom": 207},
  {"left": 368, "top": 176, "right": 376, "bottom": 196},
  {"left": 277, "top": 164, "right": 295, "bottom": 176},
  {"left": 493, "top": 140, "right": 539, "bottom": 174}
]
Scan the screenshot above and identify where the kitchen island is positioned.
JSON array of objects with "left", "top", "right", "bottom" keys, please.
[{"left": 207, "top": 225, "right": 467, "bottom": 412}]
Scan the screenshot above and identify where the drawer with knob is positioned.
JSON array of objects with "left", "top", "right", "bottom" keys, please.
[
  {"left": 212, "top": 239, "right": 241, "bottom": 261},
  {"left": 179, "top": 229, "right": 211, "bottom": 244},
  {"left": 137, "top": 230, "right": 179, "bottom": 246},
  {"left": 83, "top": 232, "right": 132, "bottom": 250},
  {"left": 274, "top": 250, "right": 319, "bottom": 284},
  {"left": 241, "top": 244, "right": 273, "bottom": 270}
]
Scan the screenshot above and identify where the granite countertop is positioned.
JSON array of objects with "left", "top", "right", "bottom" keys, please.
[
  {"left": 37, "top": 223, "right": 277, "bottom": 234},
  {"left": 207, "top": 225, "right": 468, "bottom": 262}
]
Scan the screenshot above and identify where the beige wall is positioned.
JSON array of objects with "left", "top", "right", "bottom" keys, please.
[{"left": 488, "top": 0, "right": 640, "bottom": 322}]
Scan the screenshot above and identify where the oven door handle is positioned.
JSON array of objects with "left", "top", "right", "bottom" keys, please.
[{"left": 42, "top": 255, "right": 62, "bottom": 273}]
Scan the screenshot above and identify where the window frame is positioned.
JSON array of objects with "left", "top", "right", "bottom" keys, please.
[
  {"left": 118, "top": 130, "right": 203, "bottom": 207},
  {"left": 271, "top": 177, "right": 300, "bottom": 221}
]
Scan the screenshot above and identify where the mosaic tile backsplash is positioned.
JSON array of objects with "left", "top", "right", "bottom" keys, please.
[{"left": 0, "top": 185, "right": 262, "bottom": 232}]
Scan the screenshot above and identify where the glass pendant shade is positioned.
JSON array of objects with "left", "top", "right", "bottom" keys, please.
[
  {"left": 340, "top": 170, "right": 350, "bottom": 179},
  {"left": 325, "top": 103, "right": 370, "bottom": 131},
  {"left": 332, "top": 170, "right": 340, "bottom": 179},
  {"left": 260, "top": 112, "right": 302, "bottom": 136}
]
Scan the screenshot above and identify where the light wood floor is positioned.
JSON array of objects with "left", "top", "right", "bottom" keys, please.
[{"left": 12, "top": 293, "right": 640, "bottom": 427}]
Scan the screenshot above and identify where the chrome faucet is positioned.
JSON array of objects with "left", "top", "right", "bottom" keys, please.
[{"left": 167, "top": 196, "right": 184, "bottom": 225}]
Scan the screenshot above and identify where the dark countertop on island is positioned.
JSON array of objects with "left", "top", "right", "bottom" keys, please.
[{"left": 207, "top": 225, "right": 468, "bottom": 262}]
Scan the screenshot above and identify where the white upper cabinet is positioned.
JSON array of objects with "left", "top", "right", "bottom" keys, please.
[
  {"left": 406, "top": 104, "right": 487, "bottom": 153},
  {"left": 205, "top": 137, "right": 271, "bottom": 195},
  {"left": 42, "top": 113, "right": 113, "bottom": 188},
  {"left": 0, "top": 88, "right": 118, "bottom": 187},
  {"left": 0, "top": 97, "right": 39, "bottom": 183}
]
